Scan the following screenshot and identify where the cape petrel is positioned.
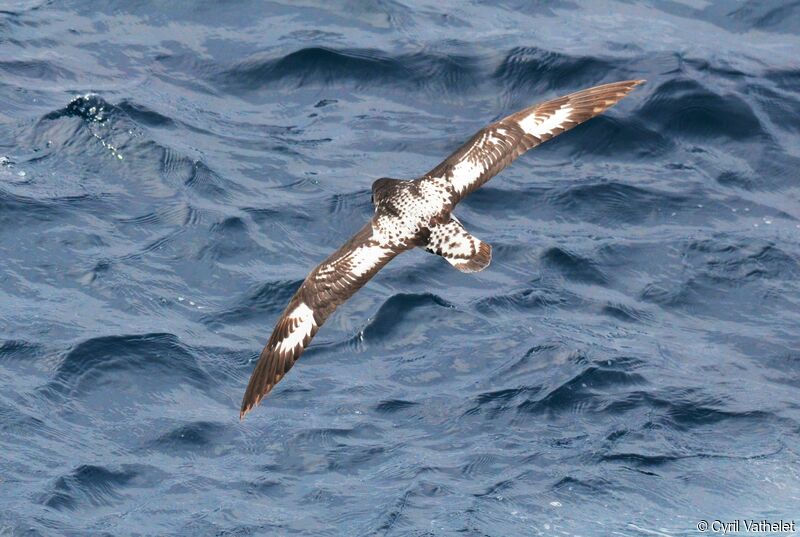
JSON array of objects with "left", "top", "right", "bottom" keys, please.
[{"left": 240, "top": 79, "right": 644, "bottom": 419}]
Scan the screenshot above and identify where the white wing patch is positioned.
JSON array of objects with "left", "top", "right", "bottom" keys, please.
[
  {"left": 276, "top": 302, "right": 316, "bottom": 354},
  {"left": 348, "top": 244, "right": 389, "bottom": 277},
  {"left": 316, "top": 242, "right": 393, "bottom": 283},
  {"left": 450, "top": 156, "right": 484, "bottom": 196},
  {"left": 517, "top": 105, "right": 573, "bottom": 138},
  {"left": 446, "top": 125, "right": 517, "bottom": 196},
  {"left": 316, "top": 243, "right": 387, "bottom": 278},
  {"left": 448, "top": 128, "right": 510, "bottom": 196}
]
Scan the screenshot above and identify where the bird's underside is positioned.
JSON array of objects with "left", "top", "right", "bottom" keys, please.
[{"left": 240, "top": 79, "right": 644, "bottom": 419}]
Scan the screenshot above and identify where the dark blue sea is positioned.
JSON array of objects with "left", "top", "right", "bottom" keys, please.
[{"left": 2, "top": 1, "right": 799, "bottom": 535}]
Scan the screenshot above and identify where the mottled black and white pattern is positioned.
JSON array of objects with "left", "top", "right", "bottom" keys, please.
[
  {"left": 424, "top": 217, "right": 491, "bottom": 273},
  {"left": 241, "top": 80, "right": 644, "bottom": 418}
]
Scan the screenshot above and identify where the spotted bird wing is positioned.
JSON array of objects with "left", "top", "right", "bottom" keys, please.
[
  {"left": 421, "top": 80, "right": 644, "bottom": 203},
  {"left": 240, "top": 222, "right": 402, "bottom": 419}
]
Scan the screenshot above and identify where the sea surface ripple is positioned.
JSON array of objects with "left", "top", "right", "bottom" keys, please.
[{"left": 1, "top": 1, "right": 799, "bottom": 535}]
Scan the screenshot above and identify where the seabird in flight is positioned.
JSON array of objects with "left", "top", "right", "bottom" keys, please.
[{"left": 240, "top": 80, "right": 644, "bottom": 419}]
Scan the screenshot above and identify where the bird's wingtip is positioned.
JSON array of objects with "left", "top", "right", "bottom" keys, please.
[
  {"left": 239, "top": 401, "right": 254, "bottom": 421},
  {"left": 239, "top": 392, "right": 265, "bottom": 421}
]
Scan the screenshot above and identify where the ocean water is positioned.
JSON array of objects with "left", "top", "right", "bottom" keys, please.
[{"left": 1, "top": 1, "right": 799, "bottom": 535}]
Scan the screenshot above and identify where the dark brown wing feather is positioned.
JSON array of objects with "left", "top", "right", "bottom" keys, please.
[
  {"left": 421, "top": 80, "right": 644, "bottom": 203},
  {"left": 240, "top": 222, "right": 403, "bottom": 419}
]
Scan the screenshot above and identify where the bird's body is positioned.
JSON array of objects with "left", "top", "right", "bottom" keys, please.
[{"left": 240, "top": 80, "right": 644, "bottom": 419}]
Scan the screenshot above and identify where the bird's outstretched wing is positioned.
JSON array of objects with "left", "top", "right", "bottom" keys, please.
[
  {"left": 421, "top": 80, "right": 644, "bottom": 203},
  {"left": 240, "top": 222, "right": 403, "bottom": 419}
]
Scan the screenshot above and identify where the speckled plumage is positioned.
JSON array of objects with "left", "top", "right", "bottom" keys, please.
[{"left": 240, "top": 80, "right": 644, "bottom": 419}]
